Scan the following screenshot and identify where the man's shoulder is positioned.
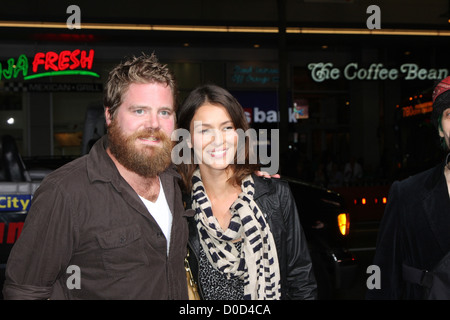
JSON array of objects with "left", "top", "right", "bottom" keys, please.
[
  {"left": 41, "top": 155, "right": 88, "bottom": 186},
  {"left": 395, "top": 162, "right": 443, "bottom": 193}
]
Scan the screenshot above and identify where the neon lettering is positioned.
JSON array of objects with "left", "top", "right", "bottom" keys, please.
[
  {"left": 70, "top": 49, "right": 81, "bottom": 69},
  {"left": 16, "top": 54, "right": 28, "bottom": 77},
  {"left": 45, "top": 51, "right": 59, "bottom": 71},
  {"left": 309, "top": 62, "right": 448, "bottom": 82},
  {"left": 2, "top": 50, "right": 97, "bottom": 80},
  {"left": 2, "top": 58, "right": 14, "bottom": 79},
  {"left": 80, "top": 49, "right": 94, "bottom": 69},
  {"left": 58, "top": 50, "right": 71, "bottom": 70},
  {"left": 0, "top": 55, "right": 28, "bottom": 80},
  {"left": 32, "top": 52, "right": 45, "bottom": 73},
  {"left": 31, "top": 49, "right": 95, "bottom": 73}
]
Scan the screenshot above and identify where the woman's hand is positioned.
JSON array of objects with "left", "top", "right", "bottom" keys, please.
[{"left": 255, "top": 171, "right": 280, "bottom": 179}]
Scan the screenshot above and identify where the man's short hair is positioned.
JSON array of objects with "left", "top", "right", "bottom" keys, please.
[{"left": 104, "top": 52, "right": 177, "bottom": 119}]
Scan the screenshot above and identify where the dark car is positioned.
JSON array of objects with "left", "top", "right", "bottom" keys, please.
[{"left": 283, "top": 176, "right": 357, "bottom": 299}]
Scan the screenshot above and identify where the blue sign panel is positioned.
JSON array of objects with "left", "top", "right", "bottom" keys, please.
[{"left": 0, "top": 194, "right": 32, "bottom": 212}]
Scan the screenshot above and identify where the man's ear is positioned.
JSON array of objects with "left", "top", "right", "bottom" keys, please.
[
  {"left": 187, "top": 138, "right": 192, "bottom": 148},
  {"left": 105, "top": 107, "right": 112, "bottom": 126}
]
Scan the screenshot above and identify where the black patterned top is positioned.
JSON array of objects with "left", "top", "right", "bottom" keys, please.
[{"left": 198, "top": 240, "right": 244, "bottom": 300}]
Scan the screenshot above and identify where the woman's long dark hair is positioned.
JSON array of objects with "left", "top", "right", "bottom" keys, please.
[{"left": 176, "top": 84, "right": 260, "bottom": 191}]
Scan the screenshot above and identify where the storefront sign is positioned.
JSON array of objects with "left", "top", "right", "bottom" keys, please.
[
  {"left": 0, "top": 195, "right": 31, "bottom": 212},
  {"left": 227, "top": 63, "right": 279, "bottom": 88},
  {"left": 402, "top": 101, "right": 433, "bottom": 118},
  {"left": 0, "top": 49, "right": 99, "bottom": 81},
  {"left": 3, "top": 82, "right": 103, "bottom": 92},
  {"left": 308, "top": 62, "right": 448, "bottom": 82},
  {"left": 232, "top": 91, "right": 298, "bottom": 123}
]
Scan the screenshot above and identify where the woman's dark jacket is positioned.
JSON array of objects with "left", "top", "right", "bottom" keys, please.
[
  {"left": 366, "top": 161, "right": 450, "bottom": 299},
  {"left": 186, "top": 174, "right": 317, "bottom": 300}
]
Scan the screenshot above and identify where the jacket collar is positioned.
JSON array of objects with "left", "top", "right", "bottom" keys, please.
[
  {"left": 423, "top": 160, "right": 446, "bottom": 192},
  {"left": 86, "top": 135, "right": 118, "bottom": 184}
]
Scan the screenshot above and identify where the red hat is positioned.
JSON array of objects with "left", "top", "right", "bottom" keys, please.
[
  {"left": 432, "top": 76, "right": 450, "bottom": 103},
  {"left": 432, "top": 76, "right": 450, "bottom": 129}
]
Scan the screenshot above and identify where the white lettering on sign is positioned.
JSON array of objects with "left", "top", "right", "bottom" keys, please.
[
  {"left": 251, "top": 107, "right": 297, "bottom": 123},
  {"left": 308, "top": 62, "right": 448, "bottom": 82}
]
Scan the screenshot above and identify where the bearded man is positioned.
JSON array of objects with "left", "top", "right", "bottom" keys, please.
[{"left": 3, "top": 53, "right": 191, "bottom": 300}]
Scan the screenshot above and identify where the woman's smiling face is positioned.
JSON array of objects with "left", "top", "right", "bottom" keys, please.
[{"left": 190, "top": 103, "right": 238, "bottom": 171}]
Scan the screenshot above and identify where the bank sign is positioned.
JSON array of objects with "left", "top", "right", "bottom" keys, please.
[
  {"left": 0, "top": 49, "right": 99, "bottom": 81},
  {"left": 308, "top": 62, "right": 448, "bottom": 82},
  {"left": 231, "top": 91, "right": 300, "bottom": 124}
]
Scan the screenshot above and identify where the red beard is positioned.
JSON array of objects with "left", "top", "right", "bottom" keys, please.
[{"left": 107, "top": 120, "right": 174, "bottom": 178}]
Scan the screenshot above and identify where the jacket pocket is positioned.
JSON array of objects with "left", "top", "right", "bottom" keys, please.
[{"left": 96, "top": 224, "right": 149, "bottom": 277}]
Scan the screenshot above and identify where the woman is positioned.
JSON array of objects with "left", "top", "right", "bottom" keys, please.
[{"left": 177, "top": 84, "right": 317, "bottom": 300}]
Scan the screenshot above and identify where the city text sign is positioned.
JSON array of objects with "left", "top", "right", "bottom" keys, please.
[{"left": 308, "top": 62, "right": 448, "bottom": 82}]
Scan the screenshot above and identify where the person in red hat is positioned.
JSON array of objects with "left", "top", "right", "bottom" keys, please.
[{"left": 367, "top": 76, "right": 450, "bottom": 300}]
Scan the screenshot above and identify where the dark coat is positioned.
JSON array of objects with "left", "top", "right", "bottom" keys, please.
[
  {"left": 366, "top": 161, "right": 450, "bottom": 299},
  {"left": 186, "top": 174, "right": 317, "bottom": 300}
]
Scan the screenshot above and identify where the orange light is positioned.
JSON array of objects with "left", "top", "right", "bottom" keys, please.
[
  {"left": 374, "top": 198, "right": 378, "bottom": 204},
  {"left": 337, "top": 213, "right": 350, "bottom": 236},
  {"left": 382, "top": 197, "right": 387, "bottom": 204},
  {"left": 361, "top": 198, "right": 367, "bottom": 205}
]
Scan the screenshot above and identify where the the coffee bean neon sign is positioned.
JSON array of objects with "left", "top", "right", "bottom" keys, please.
[{"left": 0, "top": 49, "right": 99, "bottom": 81}]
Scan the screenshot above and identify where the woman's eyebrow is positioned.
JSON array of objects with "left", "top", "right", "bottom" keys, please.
[{"left": 193, "top": 120, "right": 232, "bottom": 128}]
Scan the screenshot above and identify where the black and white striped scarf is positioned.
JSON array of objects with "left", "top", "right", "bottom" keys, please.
[{"left": 192, "top": 169, "right": 281, "bottom": 299}]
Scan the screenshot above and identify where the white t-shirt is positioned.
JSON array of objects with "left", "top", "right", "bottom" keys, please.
[{"left": 139, "top": 179, "right": 172, "bottom": 255}]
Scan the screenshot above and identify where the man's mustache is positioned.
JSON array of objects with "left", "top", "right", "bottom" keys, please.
[{"left": 132, "top": 129, "right": 169, "bottom": 141}]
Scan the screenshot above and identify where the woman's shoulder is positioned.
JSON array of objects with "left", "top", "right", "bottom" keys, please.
[
  {"left": 251, "top": 174, "right": 291, "bottom": 198},
  {"left": 252, "top": 173, "right": 290, "bottom": 185}
]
